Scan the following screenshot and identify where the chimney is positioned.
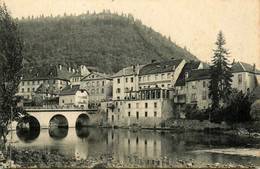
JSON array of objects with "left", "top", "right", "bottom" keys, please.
[
  {"left": 151, "top": 59, "right": 156, "bottom": 63},
  {"left": 185, "top": 72, "right": 189, "bottom": 79},
  {"left": 68, "top": 67, "right": 71, "bottom": 73},
  {"left": 136, "top": 64, "right": 140, "bottom": 75},
  {"left": 72, "top": 69, "right": 75, "bottom": 73},
  {"left": 253, "top": 63, "right": 256, "bottom": 72},
  {"left": 232, "top": 59, "right": 236, "bottom": 66},
  {"left": 123, "top": 68, "right": 126, "bottom": 76},
  {"left": 173, "top": 65, "right": 176, "bottom": 70},
  {"left": 59, "top": 65, "right": 62, "bottom": 70}
]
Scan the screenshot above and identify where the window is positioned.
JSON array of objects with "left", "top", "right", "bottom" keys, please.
[
  {"left": 32, "top": 88, "right": 35, "bottom": 92},
  {"left": 27, "top": 82, "right": 30, "bottom": 85},
  {"left": 202, "top": 91, "right": 207, "bottom": 100},
  {"left": 136, "top": 103, "right": 139, "bottom": 108},
  {"left": 125, "top": 77, "right": 128, "bottom": 83},
  {"left": 96, "top": 89, "right": 99, "bottom": 94},
  {"left": 92, "top": 75, "right": 95, "bottom": 78},
  {"left": 22, "top": 82, "right": 24, "bottom": 86},
  {"left": 117, "top": 97, "right": 120, "bottom": 100},
  {"left": 62, "top": 100, "right": 64, "bottom": 103},
  {"left": 136, "top": 112, "right": 139, "bottom": 119},
  {"left": 167, "top": 73, "right": 171, "bottom": 79},
  {"left": 92, "top": 82, "right": 95, "bottom": 86},
  {"left": 120, "top": 102, "right": 122, "bottom": 105},
  {"left": 125, "top": 87, "right": 129, "bottom": 92},
  {"left": 154, "top": 111, "right": 157, "bottom": 117},
  {"left": 32, "top": 81, "right": 35, "bottom": 85},
  {"left": 145, "top": 140, "right": 147, "bottom": 145},
  {"left": 155, "top": 74, "right": 158, "bottom": 80},
  {"left": 131, "top": 77, "right": 134, "bottom": 82},
  {"left": 161, "top": 84, "right": 164, "bottom": 87},
  {"left": 161, "top": 74, "right": 165, "bottom": 79},
  {"left": 145, "top": 111, "right": 148, "bottom": 117},
  {"left": 128, "top": 112, "right": 131, "bottom": 117},
  {"left": 97, "top": 81, "right": 99, "bottom": 86},
  {"left": 143, "top": 76, "right": 146, "bottom": 81},
  {"left": 101, "top": 88, "right": 104, "bottom": 93},
  {"left": 139, "top": 77, "right": 142, "bottom": 82},
  {"left": 60, "top": 81, "right": 62, "bottom": 85},
  {"left": 203, "top": 81, "right": 206, "bottom": 88},
  {"left": 145, "top": 103, "right": 148, "bottom": 108},
  {"left": 112, "top": 115, "right": 114, "bottom": 122},
  {"left": 147, "top": 76, "right": 150, "bottom": 81},
  {"left": 192, "top": 81, "right": 196, "bottom": 89},
  {"left": 136, "top": 137, "right": 139, "bottom": 144},
  {"left": 22, "top": 88, "right": 24, "bottom": 93},
  {"left": 116, "top": 88, "right": 121, "bottom": 93},
  {"left": 87, "top": 82, "right": 90, "bottom": 86},
  {"left": 191, "top": 94, "right": 196, "bottom": 102},
  {"left": 102, "top": 81, "right": 105, "bottom": 86},
  {"left": 27, "top": 88, "right": 30, "bottom": 92},
  {"left": 118, "top": 108, "right": 120, "bottom": 112},
  {"left": 116, "top": 102, "right": 118, "bottom": 107},
  {"left": 128, "top": 103, "right": 131, "bottom": 109},
  {"left": 238, "top": 74, "right": 242, "bottom": 84},
  {"left": 117, "top": 79, "right": 120, "bottom": 84},
  {"left": 167, "top": 84, "right": 171, "bottom": 88},
  {"left": 91, "top": 89, "right": 95, "bottom": 94},
  {"left": 154, "top": 102, "right": 157, "bottom": 108}
]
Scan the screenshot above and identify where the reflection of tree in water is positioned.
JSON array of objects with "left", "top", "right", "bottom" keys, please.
[
  {"left": 76, "top": 127, "right": 90, "bottom": 138},
  {"left": 16, "top": 116, "right": 41, "bottom": 143},
  {"left": 49, "top": 127, "right": 68, "bottom": 140}
]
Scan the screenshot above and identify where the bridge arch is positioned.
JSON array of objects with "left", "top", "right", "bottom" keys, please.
[
  {"left": 49, "top": 114, "right": 68, "bottom": 128},
  {"left": 16, "top": 116, "right": 40, "bottom": 142},
  {"left": 76, "top": 114, "right": 90, "bottom": 128}
]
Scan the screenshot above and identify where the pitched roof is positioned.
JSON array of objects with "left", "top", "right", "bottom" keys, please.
[
  {"left": 81, "top": 72, "right": 112, "bottom": 81},
  {"left": 175, "top": 61, "right": 203, "bottom": 86},
  {"left": 70, "top": 72, "right": 84, "bottom": 78},
  {"left": 112, "top": 65, "right": 145, "bottom": 77},
  {"left": 22, "top": 65, "right": 71, "bottom": 81},
  {"left": 186, "top": 69, "right": 210, "bottom": 82},
  {"left": 231, "top": 62, "right": 260, "bottom": 74},
  {"left": 35, "top": 83, "right": 59, "bottom": 95},
  {"left": 59, "top": 85, "right": 83, "bottom": 96},
  {"left": 139, "top": 59, "right": 184, "bottom": 76}
]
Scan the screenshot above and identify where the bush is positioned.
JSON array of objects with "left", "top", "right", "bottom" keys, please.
[{"left": 250, "top": 100, "right": 260, "bottom": 121}]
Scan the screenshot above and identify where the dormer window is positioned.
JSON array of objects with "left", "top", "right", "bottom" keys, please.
[{"left": 185, "top": 72, "right": 189, "bottom": 78}]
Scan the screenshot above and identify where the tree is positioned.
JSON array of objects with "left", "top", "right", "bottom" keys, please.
[
  {"left": 209, "top": 31, "right": 233, "bottom": 109},
  {"left": 0, "top": 4, "right": 25, "bottom": 147}
]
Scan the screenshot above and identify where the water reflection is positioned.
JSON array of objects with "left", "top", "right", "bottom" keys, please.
[
  {"left": 49, "top": 127, "right": 68, "bottom": 139},
  {"left": 76, "top": 127, "right": 90, "bottom": 138},
  {"left": 11, "top": 128, "right": 260, "bottom": 166},
  {"left": 16, "top": 127, "right": 40, "bottom": 143}
]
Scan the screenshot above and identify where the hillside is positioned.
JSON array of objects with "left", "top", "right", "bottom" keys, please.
[{"left": 18, "top": 12, "right": 198, "bottom": 73}]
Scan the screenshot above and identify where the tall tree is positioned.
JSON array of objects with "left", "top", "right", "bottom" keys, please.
[
  {"left": 0, "top": 4, "right": 25, "bottom": 147},
  {"left": 209, "top": 31, "right": 233, "bottom": 109}
]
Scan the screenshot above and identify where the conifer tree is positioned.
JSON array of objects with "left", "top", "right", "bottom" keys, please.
[{"left": 209, "top": 31, "right": 233, "bottom": 109}]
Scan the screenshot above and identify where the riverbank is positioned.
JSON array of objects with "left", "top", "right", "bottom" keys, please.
[
  {"left": 0, "top": 147, "right": 259, "bottom": 168},
  {"left": 104, "top": 119, "right": 260, "bottom": 138}
]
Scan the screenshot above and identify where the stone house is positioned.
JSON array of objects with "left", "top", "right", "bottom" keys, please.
[
  {"left": 59, "top": 85, "right": 88, "bottom": 109},
  {"left": 17, "top": 65, "right": 71, "bottom": 101},
  {"left": 231, "top": 61, "right": 260, "bottom": 94},
  {"left": 80, "top": 72, "right": 112, "bottom": 107}
]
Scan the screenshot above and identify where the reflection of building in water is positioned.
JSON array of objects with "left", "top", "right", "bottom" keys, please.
[
  {"left": 75, "top": 138, "right": 89, "bottom": 160},
  {"left": 107, "top": 129, "right": 162, "bottom": 164}
]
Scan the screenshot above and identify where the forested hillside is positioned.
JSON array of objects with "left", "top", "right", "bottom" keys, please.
[{"left": 18, "top": 11, "right": 198, "bottom": 73}]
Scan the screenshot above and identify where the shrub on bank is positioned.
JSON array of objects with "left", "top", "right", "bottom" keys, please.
[{"left": 250, "top": 100, "right": 260, "bottom": 121}]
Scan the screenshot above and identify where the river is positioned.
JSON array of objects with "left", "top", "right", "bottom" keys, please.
[{"left": 7, "top": 127, "right": 260, "bottom": 167}]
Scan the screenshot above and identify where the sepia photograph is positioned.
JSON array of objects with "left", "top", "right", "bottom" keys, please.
[{"left": 0, "top": 0, "right": 259, "bottom": 168}]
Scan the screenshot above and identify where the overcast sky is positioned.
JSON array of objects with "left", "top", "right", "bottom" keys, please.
[{"left": 2, "top": 0, "right": 259, "bottom": 67}]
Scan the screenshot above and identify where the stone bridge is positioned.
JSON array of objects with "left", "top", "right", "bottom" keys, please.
[{"left": 12, "top": 108, "right": 101, "bottom": 129}]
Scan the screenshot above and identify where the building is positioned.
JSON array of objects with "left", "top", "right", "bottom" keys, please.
[
  {"left": 231, "top": 61, "right": 260, "bottom": 94},
  {"left": 69, "top": 65, "right": 90, "bottom": 86},
  {"left": 105, "top": 88, "right": 175, "bottom": 127},
  {"left": 138, "top": 59, "right": 186, "bottom": 89},
  {"left": 17, "top": 65, "right": 71, "bottom": 101},
  {"left": 59, "top": 85, "right": 88, "bottom": 109},
  {"left": 80, "top": 71, "right": 113, "bottom": 107},
  {"left": 34, "top": 83, "right": 59, "bottom": 107},
  {"left": 174, "top": 61, "right": 209, "bottom": 110},
  {"left": 112, "top": 64, "right": 144, "bottom": 100}
]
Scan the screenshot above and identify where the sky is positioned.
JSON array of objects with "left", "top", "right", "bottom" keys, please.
[{"left": 2, "top": 0, "right": 260, "bottom": 67}]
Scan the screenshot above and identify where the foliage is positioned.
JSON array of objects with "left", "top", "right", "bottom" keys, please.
[
  {"left": 0, "top": 4, "right": 26, "bottom": 147},
  {"left": 185, "top": 108, "right": 209, "bottom": 121},
  {"left": 17, "top": 12, "right": 198, "bottom": 73},
  {"left": 210, "top": 89, "right": 252, "bottom": 123},
  {"left": 208, "top": 31, "right": 233, "bottom": 109},
  {"left": 250, "top": 100, "right": 260, "bottom": 121}
]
